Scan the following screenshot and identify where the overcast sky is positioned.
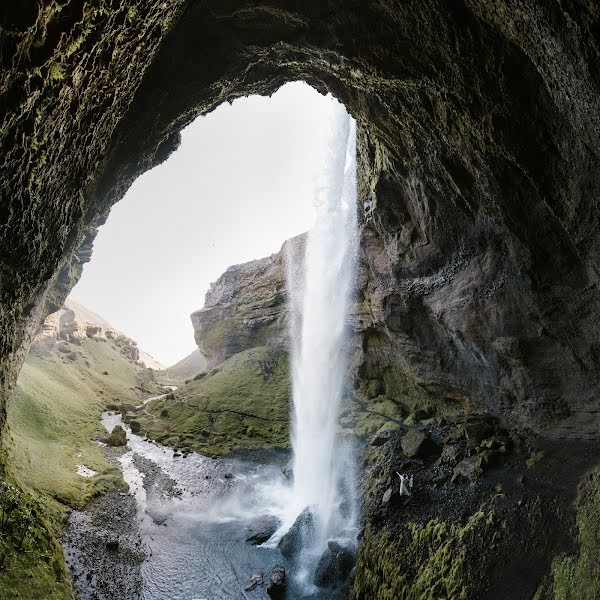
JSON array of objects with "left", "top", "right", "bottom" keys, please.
[{"left": 70, "top": 82, "right": 340, "bottom": 366}]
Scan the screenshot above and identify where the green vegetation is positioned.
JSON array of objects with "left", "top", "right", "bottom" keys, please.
[
  {"left": 352, "top": 510, "right": 491, "bottom": 600},
  {"left": 6, "top": 338, "right": 155, "bottom": 508},
  {"left": 0, "top": 336, "right": 159, "bottom": 598},
  {"left": 133, "top": 346, "right": 290, "bottom": 456},
  {"left": 547, "top": 466, "right": 600, "bottom": 600},
  {"left": 526, "top": 449, "right": 546, "bottom": 469},
  {"left": 159, "top": 348, "right": 206, "bottom": 382},
  {"left": 107, "top": 425, "right": 127, "bottom": 447}
]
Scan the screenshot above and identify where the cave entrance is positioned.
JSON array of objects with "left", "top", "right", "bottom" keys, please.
[{"left": 10, "top": 80, "right": 358, "bottom": 600}]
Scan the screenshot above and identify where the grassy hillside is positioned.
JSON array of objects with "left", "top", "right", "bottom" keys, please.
[
  {"left": 160, "top": 347, "right": 206, "bottom": 382},
  {"left": 0, "top": 335, "right": 160, "bottom": 599},
  {"left": 133, "top": 346, "right": 290, "bottom": 456}
]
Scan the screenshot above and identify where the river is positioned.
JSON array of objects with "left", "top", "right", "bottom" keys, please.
[{"left": 62, "top": 409, "right": 349, "bottom": 600}]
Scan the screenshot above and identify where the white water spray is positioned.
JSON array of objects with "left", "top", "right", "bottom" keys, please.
[{"left": 286, "top": 98, "right": 358, "bottom": 544}]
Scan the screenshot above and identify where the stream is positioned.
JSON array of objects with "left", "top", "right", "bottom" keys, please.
[{"left": 62, "top": 409, "right": 349, "bottom": 600}]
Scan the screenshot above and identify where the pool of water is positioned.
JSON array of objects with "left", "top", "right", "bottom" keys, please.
[{"left": 96, "top": 412, "right": 348, "bottom": 600}]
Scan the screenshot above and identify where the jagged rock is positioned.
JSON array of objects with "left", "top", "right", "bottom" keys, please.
[
  {"left": 438, "top": 445, "right": 462, "bottom": 467},
  {"left": 267, "top": 565, "right": 286, "bottom": 599},
  {"left": 400, "top": 429, "right": 439, "bottom": 459},
  {"left": 452, "top": 458, "right": 483, "bottom": 482},
  {"left": 244, "top": 573, "right": 263, "bottom": 592},
  {"left": 314, "top": 541, "right": 356, "bottom": 587},
  {"left": 370, "top": 429, "right": 394, "bottom": 447},
  {"left": 245, "top": 515, "right": 281, "bottom": 545},
  {"left": 107, "top": 426, "right": 127, "bottom": 447},
  {"left": 278, "top": 507, "right": 315, "bottom": 559}
]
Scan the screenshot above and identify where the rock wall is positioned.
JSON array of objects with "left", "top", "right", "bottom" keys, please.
[
  {"left": 30, "top": 299, "right": 140, "bottom": 364},
  {"left": 2, "top": 1, "right": 599, "bottom": 440}
]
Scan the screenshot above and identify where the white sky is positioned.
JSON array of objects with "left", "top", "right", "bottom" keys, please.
[{"left": 70, "top": 82, "right": 340, "bottom": 366}]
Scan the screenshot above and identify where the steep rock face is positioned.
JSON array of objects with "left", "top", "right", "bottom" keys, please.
[{"left": 191, "top": 240, "right": 295, "bottom": 370}]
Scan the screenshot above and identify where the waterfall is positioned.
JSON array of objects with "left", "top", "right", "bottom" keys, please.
[{"left": 286, "top": 98, "right": 358, "bottom": 546}]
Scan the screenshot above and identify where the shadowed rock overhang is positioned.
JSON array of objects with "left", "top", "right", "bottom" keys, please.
[{"left": 0, "top": 1, "right": 599, "bottom": 439}]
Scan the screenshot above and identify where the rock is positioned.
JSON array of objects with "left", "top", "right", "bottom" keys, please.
[
  {"left": 278, "top": 507, "right": 315, "bottom": 558},
  {"left": 370, "top": 429, "right": 394, "bottom": 447},
  {"left": 223, "top": 472, "right": 233, "bottom": 479},
  {"left": 438, "top": 445, "right": 462, "bottom": 467},
  {"left": 400, "top": 429, "right": 439, "bottom": 458},
  {"left": 282, "top": 459, "right": 294, "bottom": 480},
  {"left": 381, "top": 487, "right": 401, "bottom": 507},
  {"left": 452, "top": 458, "right": 483, "bottom": 482},
  {"left": 245, "top": 515, "right": 281, "bottom": 545},
  {"left": 244, "top": 572, "right": 263, "bottom": 592},
  {"left": 105, "top": 539, "right": 119, "bottom": 551},
  {"left": 267, "top": 565, "right": 286, "bottom": 599},
  {"left": 107, "top": 425, "right": 127, "bottom": 447},
  {"left": 129, "top": 420, "right": 141, "bottom": 434},
  {"left": 314, "top": 541, "right": 356, "bottom": 587}
]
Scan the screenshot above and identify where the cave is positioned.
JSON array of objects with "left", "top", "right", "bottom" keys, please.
[{"left": 1, "top": 1, "right": 599, "bottom": 598}]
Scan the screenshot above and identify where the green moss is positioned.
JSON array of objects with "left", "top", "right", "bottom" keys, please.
[
  {"left": 6, "top": 338, "right": 155, "bottom": 508},
  {"left": 106, "top": 425, "right": 127, "bottom": 447},
  {"left": 526, "top": 450, "right": 546, "bottom": 469},
  {"left": 136, "top": 347, "right": 291, "bottom": 456},
  {"left": 549, "top": 466, "right": 600, "bottom": 600},
  {"left": 0, "top": 480, "right": 74, "bottom": 599},
  {"left": 0, "top": 336, "right": 156, "bottom": 597},
  {"left": 352, "top": 510, "right": 489, "bottom": 600}
]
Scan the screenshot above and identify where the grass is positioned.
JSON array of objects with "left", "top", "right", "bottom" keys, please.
[
  {"left": 134, "top": 346, "right": 291, "bottom": 455},
  {"left": 549, "top": 466, "right": 600, "bottom": 600},
  {"left": 0, "top": 336, "right": 160, "bottom": 598}
]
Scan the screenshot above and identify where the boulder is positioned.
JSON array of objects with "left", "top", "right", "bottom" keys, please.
[
  {"left": 244, "top": 572, "right": 263, "bottom": 592},
  {"left": 314, "top": 541, "right": 356, "bottom": 587},
  {"left": 452, "top": 457, "right": 483, "bottom": 482},
  {"left": 129, "top": 420, "right": 141, "bottom": 434},
  {"left": 107, "top": 425, "right": 127, "bottom": 447},
  {"left": 278, "top": 507, "right": 315, "bottom": 559},
  {"left": 438, "top": 445, "right": 462, "bottom": 467},
  {"left": 370, "top": 429, "right": 394, "bottom": 447},
  {"left": 267, "top": 565, "right": 286, "bottom": 599},
  {"left": 245, "top": 515, "right": 281, "bottom": 545},
  {"left": 400, "top": 429, "right": 439, "bottom": 458}
]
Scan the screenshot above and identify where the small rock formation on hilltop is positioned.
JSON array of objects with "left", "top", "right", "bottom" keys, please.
[{"left": 31, "top": 299, "right": 142, "bottom": 365}]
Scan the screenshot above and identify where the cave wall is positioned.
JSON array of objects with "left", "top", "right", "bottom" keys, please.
[{"left": 1, "top": 0, "right": 599, "bottom": 441}]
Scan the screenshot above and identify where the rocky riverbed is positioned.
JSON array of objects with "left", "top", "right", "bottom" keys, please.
[{"left": 62, "top": 412, "right": 352, "bottom": 600}]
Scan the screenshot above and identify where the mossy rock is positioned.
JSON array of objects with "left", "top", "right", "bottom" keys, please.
[{"left": 107, "top": 425, "right": 127, "bottom": 447}]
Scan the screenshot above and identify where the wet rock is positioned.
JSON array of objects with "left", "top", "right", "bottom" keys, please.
[
  {"left": 245, "top": 515, "right": 281, "bottom": 545},
  {"left": 438, "top": 445, "right": 462, "bottom": 467},
  {"left": 107, "top": 425, "right": 127, "bottom": 447},
  {"left": 314, "top": 541, "right": 356, "bottom": 587},
  {"left": 129, "top": 420, "right": 141, "bottom": 434},
  {"left": 244, "top": 572, "right": 263, "bottom": 592},
  {"left": 452, "top": 457, "right": 483, "bottom": 482},
  {"left": 282, "top": 459, "right": 294, "bottom": 480},
  {"left": 267, "top": 565, "right": 286, "bottom": 599},
  {"left": 278, "top": 507, "right": 315, "bottom": 558},
  {"left": 370, "top": 429, "right": 394, "bottom": 447},
  {"left": 224, "top": 472, "right": 233, "bottom": 479},
  {"left": 400, "top": 429, "right": 439, "bottom": 458},
  {"left": 381, "top": 487, "right": 400, "bottom": 507},
  {"left": 105, "top": 539, "right": 119, "bottom": 551}
]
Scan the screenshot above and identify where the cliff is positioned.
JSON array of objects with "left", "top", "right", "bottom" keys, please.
[{"left": 190, "top": 239, "right": 295, "bottom": 370}]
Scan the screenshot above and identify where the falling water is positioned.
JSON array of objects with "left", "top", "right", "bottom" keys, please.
[{"left": 286, "top": 98, "right": 358, "bottom": 549}]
